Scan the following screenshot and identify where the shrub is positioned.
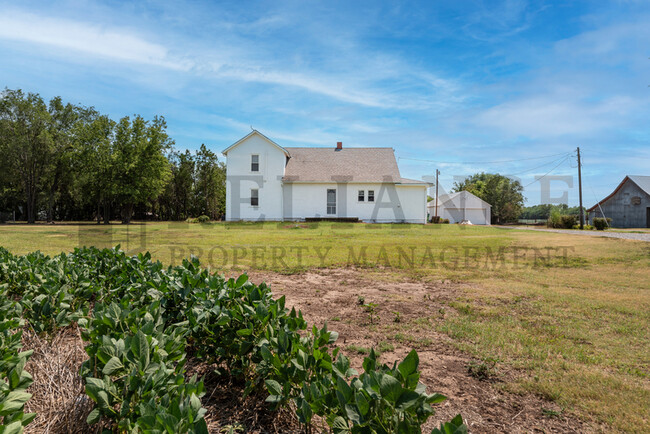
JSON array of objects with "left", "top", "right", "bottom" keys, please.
[
  {"left": 547, "top": 210, "right": 562, "bottom": 228},
  {"left": 196, "top": 215, "right": 210, "bottom": 223},
  {"left": 440, "top": 218, "right": 450, "bottom": 224},
  {"left": 593, "top": 217, "right": 611, "bottom": 230},
  {"left": 547, "top": 211, "right": 576, "bottom": 229},
  {"left": 560, "top": 214, "right": 576, "bottom": 229}
]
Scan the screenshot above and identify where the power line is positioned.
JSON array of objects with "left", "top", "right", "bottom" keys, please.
[
  {"left": 522, "top": 155, "right": 572, "bottom": 188},
  {"left": 506, "top": 153, "right": 575, "bottom": 177},
  {"left": 398, "top": 151, "right": 572, "bottom": 165}
]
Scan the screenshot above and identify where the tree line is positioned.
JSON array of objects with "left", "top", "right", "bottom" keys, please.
[
  {"left": 518, "top": 203, "right": 585, "bottom": 220},
  {"left": 0, "top": 88, "right": 225, "bottom": 224}
]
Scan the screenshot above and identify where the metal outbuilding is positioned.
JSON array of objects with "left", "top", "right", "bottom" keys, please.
[
  {"left": 588, "top": 175, "right": 650, "bottom": 228},
  {"left": 428, "top": 190, "right": 492, "bottom": 225}
]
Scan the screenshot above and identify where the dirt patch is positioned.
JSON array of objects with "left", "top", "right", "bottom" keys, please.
[
  {"left": 243, "top": 268, "right": 596, "bottom": 433},
  {"left": 22, "top": 325, "right": 96, "bottom": 434},
  {"left": 185, "top": 360, "right": 302, "bottom": 433}
]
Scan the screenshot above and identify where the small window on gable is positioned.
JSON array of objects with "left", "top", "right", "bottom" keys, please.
[
  {"left": 358, "top": 190, "right": 365, "bottom": 202},
  {"left": 368, "top": 190, "right": 375, "bottom": 202},
  {"left": 251, "top": 154, "right": 259, "bottom": 172},
  {"left": 251, "top": 189, "right": 259, "bottom": 206}
]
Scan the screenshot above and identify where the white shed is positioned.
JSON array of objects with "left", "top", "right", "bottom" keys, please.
[{"left": 428, "top": 191, "right": 492, "bottom": 225}]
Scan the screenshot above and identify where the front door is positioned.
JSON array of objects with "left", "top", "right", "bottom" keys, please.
[{"left": 327, "top": 189, "right": 336, "bottom": 215}]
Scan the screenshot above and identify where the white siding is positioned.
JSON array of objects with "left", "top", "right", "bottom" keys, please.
[
  {"left": 427, "top": 191, "right": 492, "bottom": 224},
  {"left": 283, "top": 183, "right": 428, "bottom": 223},
  {"left": 225, "top": 134, "right": 286, "bottom": 221}
]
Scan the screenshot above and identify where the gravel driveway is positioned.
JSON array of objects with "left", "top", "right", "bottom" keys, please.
[{"left": 502, "top": 226, "right": 650, "bottom": 242}]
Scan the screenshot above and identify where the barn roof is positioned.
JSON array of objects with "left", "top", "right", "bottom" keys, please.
[
  {"left": 282, "top": 147, "right": 428, "bottom": 184},
  {"left": 587, "top": 175, "right": 650, "bottom": 212}
]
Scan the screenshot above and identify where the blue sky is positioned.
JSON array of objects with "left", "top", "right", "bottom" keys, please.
[{"left": 1, "top": 0, "right": 649, "bottom": 206}]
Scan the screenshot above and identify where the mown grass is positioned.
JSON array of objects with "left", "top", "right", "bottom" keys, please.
[{"left": 0, "top": 221, "right": 648, "bottom": 432}]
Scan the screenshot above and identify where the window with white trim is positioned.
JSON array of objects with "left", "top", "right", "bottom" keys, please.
[
  {"left": 251, "top": 154, "right": 259, "bottom": 172},
  {"left": 327, "top": 189, "right": 336, "bottom": 214},
  {"left": 368, "top": 190, "right": 375, "bottom": 202},
  {"left": 358, "top": 190, "right": 365, "bottom": 202},
  {"left": 251, "top": 189, "right": 259, "bottom": 206}
]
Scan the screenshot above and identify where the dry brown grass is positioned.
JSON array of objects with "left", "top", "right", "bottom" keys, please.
[{"left": 22, "top": 325, "right": 96, "bottom": 434}]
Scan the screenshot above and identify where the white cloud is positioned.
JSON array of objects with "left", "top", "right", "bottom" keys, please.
[
  {"left": 474, "top": 93, "right": 639, "bottom": 139},
  {"left": 0, "top": 10, "right": 191, "bottom": 70},
  {"left": 0, "top": 8, "right": 463, "bottom": 111}
]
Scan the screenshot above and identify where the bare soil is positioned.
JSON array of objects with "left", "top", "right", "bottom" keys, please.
[{"left": 242, "top": 268, "right": 597, "bottom": 433}]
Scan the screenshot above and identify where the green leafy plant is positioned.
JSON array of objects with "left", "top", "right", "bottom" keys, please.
[
  {"left": 0, "top": 296, "right": 36, "bottom": 433},
  {"left": 364, "top": 303, "right": 379, "bottom": 325},
  {"left": 0, "top": 247, "right": 465, "bottom": 433}
]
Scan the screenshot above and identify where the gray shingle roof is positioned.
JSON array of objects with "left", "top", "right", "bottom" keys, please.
[{"left": 283, "top": 147, "right": 403, "bottom": 182}]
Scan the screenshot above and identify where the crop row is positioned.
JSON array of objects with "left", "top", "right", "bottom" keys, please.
[{"left": 0, "top": 246, "right": 466, "bottom": 433}]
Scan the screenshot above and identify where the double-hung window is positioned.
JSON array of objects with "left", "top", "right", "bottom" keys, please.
[
  {"left": 251, "top": 154, "right": 259, "bottom": 172},
  {"left": 368, "top": 190, "right": 375, "bottom": 202},
  {"left": 251, "top": 189, "right": 259, "bottom": 206},
  {"left": 358, "top": 190, "right": 365, "bottom": 202}
]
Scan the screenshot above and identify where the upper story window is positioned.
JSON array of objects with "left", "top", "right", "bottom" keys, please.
[
  {"left": 368, "top": 190, "right": 375, "bottom": 202},
  {"left": 251, "top": 154, "right": 259, "bottom": 172},
  {"left": 358, "top": 190, "right": 365, "bottom": 202},
  {"left": 251, "top": 189, "right": 259, "bottom": 206}
]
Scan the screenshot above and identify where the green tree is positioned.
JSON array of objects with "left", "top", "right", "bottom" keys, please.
[
  {"left": 74, "top": 111, "right": 116, "bottom": 224},
  {"left": 158, "top": 150, "right": 196, "bottom": 220},
  {"left": 43, "top": 96, "right": 83, "bottom": 222},
  {"left": 194, "top": 144, "right": 226, "bottom": 220},
  {"left": 0, "top": 89, "right": 52, "bottom": 223},
  {"left": 112, "top": 115, "right": 172, "bottom": 224},
  {"left": 453, "top": 173, "right": 524, "bottom": 224}
]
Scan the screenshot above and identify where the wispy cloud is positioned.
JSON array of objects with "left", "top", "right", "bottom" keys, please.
[
  {"left": 0, "top": 10, "right": 191, "bottom": 70},
  {"left": 0, "top": 7, "right": 462, "bottom": 111},
  {"left": 475, "top": 94, "right": 639, "bottom": 138}
]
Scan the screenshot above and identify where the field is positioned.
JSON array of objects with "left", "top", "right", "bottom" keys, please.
[{"left": 1, "top": 221, "right": 649, "bottom": 432}]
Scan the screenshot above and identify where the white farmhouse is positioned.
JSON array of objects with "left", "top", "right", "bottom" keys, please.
[{"left": 223, "top": 130, "right": 430, "bottom": 223}]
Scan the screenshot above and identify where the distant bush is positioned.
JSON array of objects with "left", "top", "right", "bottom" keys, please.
[
  {"left": 185, "top": 215, "right": 211, "bottom": 224},
  {"left": 547, "top": 211, "right": 577, "bottom": 229},
  {"left": 593, "top": 217, "right": 611, "bottom": 231},
  {"left": 560, "top": 215, "right": 577, "bottom": 229},
  {"left": 547, "top": 210, "right": 562, "bottom": 228},
  {"left": 430, "top": 216, "right": 449, "bottom": 224}
]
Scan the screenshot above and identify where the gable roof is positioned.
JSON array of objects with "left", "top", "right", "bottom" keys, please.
[
  {"left": 428, "top": 190, "right": 492, "bottom": 208},
  {"left": 283, "top": 147, "right": 404, "bottom": 183},
  {"left": 587, "top": 175, "right": 650, "bottom": 212},
  {"left": 222, "top": 130, "right": 290, "bottom": 156}
]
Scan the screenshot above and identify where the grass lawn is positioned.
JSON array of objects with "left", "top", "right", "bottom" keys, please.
[{"left": 1, "top": 221, "right": 648, "bottom": 431}]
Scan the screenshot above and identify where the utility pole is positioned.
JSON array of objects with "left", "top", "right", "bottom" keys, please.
[
  {"left": 577, "top": 147, "right": 584, "bottom": 229},
  {"left": 434, "top": 169, "right": 440, "bottom": 219}
]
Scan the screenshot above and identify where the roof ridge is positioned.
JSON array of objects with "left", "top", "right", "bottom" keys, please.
[{"left": 284, "top": 146, "right": 395, "bottom": 149}]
